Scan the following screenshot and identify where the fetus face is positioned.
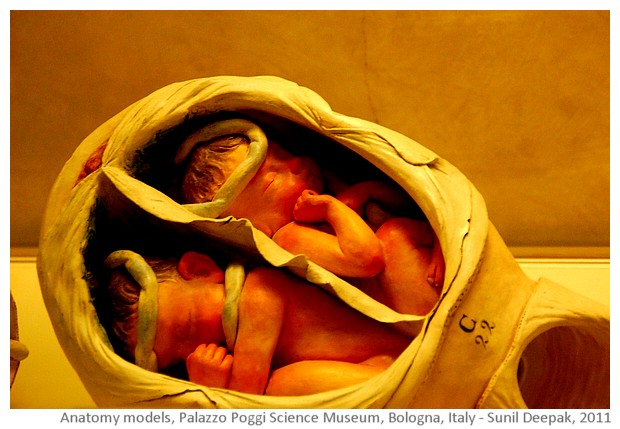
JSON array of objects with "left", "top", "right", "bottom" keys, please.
[
  {"left": 224, "top": 142, "right": 324, "bottom": 236},
  {"left": 152, "top": 252, "right": 226, "bottom": 369}
]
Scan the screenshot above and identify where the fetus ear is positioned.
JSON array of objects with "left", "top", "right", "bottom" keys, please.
[{"left": 177, "top": 251, "right": 224, "bottom": 283}]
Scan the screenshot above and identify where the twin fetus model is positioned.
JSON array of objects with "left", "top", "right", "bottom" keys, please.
[
  {"left": 39, "top": 77, "right": 609, "bottom": 408},
  {"left": 103, "top": 118, "right": 445, "bottom": 396},
  {"left": 178, "top": 119, "right": 445, "bottom": 315}
]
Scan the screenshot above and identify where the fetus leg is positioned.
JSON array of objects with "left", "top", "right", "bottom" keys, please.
[{"left": 375, "top": 218, "right": 442, "bottom": 315}]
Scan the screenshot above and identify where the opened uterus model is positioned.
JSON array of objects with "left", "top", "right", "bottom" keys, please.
[{"left": 38, "top": 76, "right": 609, "bottom": 408}]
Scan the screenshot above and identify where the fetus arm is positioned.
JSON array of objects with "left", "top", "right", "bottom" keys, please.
[
  {"left": 228, "top": 270, "right": 285, "bottom": 395},
  {"left": 273, "top": 190, "right": 385, "bottom": 278}
]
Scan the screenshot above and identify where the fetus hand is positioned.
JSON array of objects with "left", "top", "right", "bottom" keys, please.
[
  {"left": 293, "top": 190, "right": 339, "bottom": 224},
  {"left": 276, "top": 189, "right": 384, "bottom": 278},
  {"left": 186, "top": 343, "right": 233, "bottom": 389}
]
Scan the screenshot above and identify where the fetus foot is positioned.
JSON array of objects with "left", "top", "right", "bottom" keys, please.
[{"left": 426, "top": 243, "right": 445, "bottom": 288}]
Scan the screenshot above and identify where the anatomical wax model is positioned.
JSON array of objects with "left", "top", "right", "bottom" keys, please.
[{"left": 38, "top": 76, "right": 609, "bottom": 408}]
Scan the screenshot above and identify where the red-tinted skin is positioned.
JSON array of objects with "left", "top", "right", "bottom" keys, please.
[
  {"left": 152, "top": 251, "right": 410, "bottom": 396},
  {"left": 223, "top": 141, "right": 444, "bottom": 315}
]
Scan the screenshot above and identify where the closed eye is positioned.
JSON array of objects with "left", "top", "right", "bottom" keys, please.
[{"left": 263, "top": 172, "right": 276, "bottom": 192}]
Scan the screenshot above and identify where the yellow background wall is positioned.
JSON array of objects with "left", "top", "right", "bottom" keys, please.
[{"left": 10, "top": 10, "right": 609, "bottom": 253}]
